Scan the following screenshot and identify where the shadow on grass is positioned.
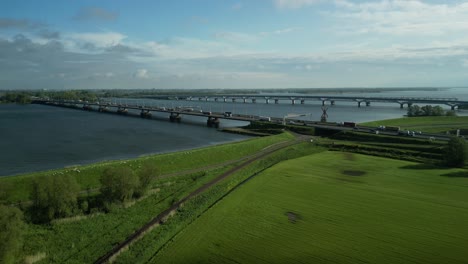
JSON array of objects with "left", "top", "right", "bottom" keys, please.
[
  {"left": 400, "top": 164, "right": 439, "bottom": 170},
  {"left": 441, "top": 171, "right": 468, "bottom": 178}
]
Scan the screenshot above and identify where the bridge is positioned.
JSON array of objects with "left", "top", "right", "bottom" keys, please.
[
  {"left": 147, "top": 94, "right": 468, "bottom": 109},
  {"left": 32, "top": 99, "right": 289, "bottom": 128},
  {"left": 32, "top": 99, "right": 464, "bottom": 141}
]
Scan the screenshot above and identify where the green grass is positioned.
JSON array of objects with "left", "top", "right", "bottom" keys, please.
[
  {"left": 361, "top": 116, "right": 468, "bottom": 134},
  {"left": 21, "top": 166, "right": 235, "bottom": 264},
  {"left": 152, "top": 152, "right": 468, "bottom": 264},
  {"left": 115, "top": 142, "right": 325, "bottom": 264},
  {"left": 0, "top": 133, "right": 293, "bottom": 203}
]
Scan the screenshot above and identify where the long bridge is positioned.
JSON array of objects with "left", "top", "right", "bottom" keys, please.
[
  {"left": 32, "top": 99, "right": 464, "bottom": 141},
  {"left": 148, "top": 94, "right": 468, "bottom": 109},
  {"left": 32, "top": 99, "right": 290, "bottom": 128}
]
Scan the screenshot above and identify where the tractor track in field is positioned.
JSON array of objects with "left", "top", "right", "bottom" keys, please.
[{"left": 94, "top": 134, "right": 310, "bottom": 264}]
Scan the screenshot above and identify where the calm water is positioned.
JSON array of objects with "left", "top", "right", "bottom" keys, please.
[
  {"left": 1, "top": 88, "right": 467, "bottom": 176},
  {"left": 0, "top": 104, "right": 250, "bottom": 176}
]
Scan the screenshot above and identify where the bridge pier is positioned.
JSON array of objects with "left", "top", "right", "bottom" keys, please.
[
  {"left": 117, "top": 107, "right": 128, "bottom": 115},
  {"left": 252, "top": 98, "right": 256, "bottom": 103},
  {"left": 214, "top": 98, "right": 218, "bottom": 102},
  {"left": 243, "top": 98, "right": 246, "bottom": 103},
  {"left": 169, "top": 113, "right": 181, "bottom": 122},
  {"left": 98, "top": 105, "right": 108, "bottom": 112},
  {"left": 408, "top": 103, "right": 413, "bottom": 108},
  {"left": 451, "top": 105, "right": 457, "bottom": 110},
  {"left": 291, "top": 99, "right": 296, "bottom": 105},
  {"left": 205, "top": 97, "right": 209, "bottom": 102},
  {"left": 301, "top": 99, "right": 305, "bottom": 104},
  {"left": 223, "top": 98, "right": 227, "bottom": 102},
  {"left": 198, "top": 97, "right": 203, "bottom": 101},
  {"left": 400, "top": 103, "right": 404, "bottom": 109},
  {"left": 232, "top": 98, "right": 236, "bottom": 103},
  {"left": 322, "top": 101, "right": 325, "bottom": 106},
  {"left": 265, "top": 99, "right": 269, "bottom": 104},
  {"left": 358, "top": 102, "right": 362, "bottom": 108},
  {"left": 207, "top": 117, "right": 220, "bottom": 128},
  {"left": 331, "top": 100, "right": 335, "bottom": 105},
  {"left": 140, "top": 110, "right": 152, "bottom": 118},
  {"left": 274, "top": 99, "right": 279, "bottom": 104},
  {"left": 366, "top": 101, "right": 371, "bottom": 107}
]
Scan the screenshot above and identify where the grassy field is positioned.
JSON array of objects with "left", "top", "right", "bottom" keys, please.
[
  {"left": 0, "top": 132, "right": 293, "bottom": 203},
  {"left": 0, "top": 133, "right": 297, "bottom": 263},
  {"left": 362, "top": 116, "right": 468, "bottom": 134},
  {"left": 114, "top": 141, "right": 325, "bottom": 263},
  {"left": 152, "top": 152, "right": 468, "bottom": 264}
]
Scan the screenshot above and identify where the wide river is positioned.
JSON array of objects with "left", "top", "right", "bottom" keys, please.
[{"left": 1, "top": 88, "right": 467, "bottom": 176}]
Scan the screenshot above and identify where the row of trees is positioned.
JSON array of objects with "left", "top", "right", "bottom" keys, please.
[
  {"left": 27, "top": 161, "right": 159, "bottom": 223},
  {"left": 0, "top": 92, "right": 32, "bottom": 104},
  {"left": 407, "top": 105, "right": 456, "bottom": 117}
]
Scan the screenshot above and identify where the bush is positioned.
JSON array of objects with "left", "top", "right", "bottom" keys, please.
[
  {"left": 135, "top": 161, "right": 160, "bottom": 197},
  {"left": 30, "top": 175, "right": 80, "bottom": 223},
  {"left": 444, "top": 136, "right": 467, "bottom": 167},
  {"left": 100, "top": 167, "right": 140, "bottom": 203},
  {"left": 0, "top": 205, "right": 25, "bottom": 264}
]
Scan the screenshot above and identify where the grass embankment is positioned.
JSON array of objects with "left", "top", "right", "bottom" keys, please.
[
  {"left": 0, "top": 133, "right": 295, "bottom": 263},
  {"left": 114, "top": 141, "right": 325, "bottom": 263},
  {"left": 326, "top": 131, "right": 447, "bottom": 163},
  {"left": 152, "top": 152, "right": 468, "bottom": 264},
  {"left": 0, "top": 133, "right": 294, "bottom": 204},
  {"left": 362, "top": 116, "right": 468, "bottom": 134}
]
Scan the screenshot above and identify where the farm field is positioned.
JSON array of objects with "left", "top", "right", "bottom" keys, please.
[
  {"left": 153, "top": 151, "right": 468, "bottom": 264},
  {"left": 362, "top": 116, "right": 468, "bottom": 134}
]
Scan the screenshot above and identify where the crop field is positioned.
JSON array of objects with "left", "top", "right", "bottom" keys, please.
[
  {"left": 152, "top": 152, "right": 468, "bottom": 264},
  {"left": 362, "top": 116, "right": 468, "bottom": 134}
]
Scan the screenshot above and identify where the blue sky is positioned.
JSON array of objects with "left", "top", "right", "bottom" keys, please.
[{"left": 1, "top": 0, "right": 468, "bottom": 89}]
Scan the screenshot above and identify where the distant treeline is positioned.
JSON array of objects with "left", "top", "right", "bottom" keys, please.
[
  {"left": 407, "top": 105, "right": 457, "bottom": 117},
  {"left": 0, "top": 90, "right": 99, "bottom": 104}
]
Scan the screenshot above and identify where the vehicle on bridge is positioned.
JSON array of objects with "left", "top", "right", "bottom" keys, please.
[{"left": 343, "top": 122, "right": 357, "bottom": 128}]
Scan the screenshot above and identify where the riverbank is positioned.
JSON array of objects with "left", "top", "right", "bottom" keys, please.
[{"left": 0, "top": 133, "right": 292, "bottom": 204}]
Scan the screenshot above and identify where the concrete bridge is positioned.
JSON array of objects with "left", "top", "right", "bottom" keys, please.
[
  {"left": 32, "top": 99, "right": 288, "bottom": 128},
  {"left": 149, "top": 94, "right": 468, "bottom": 110}
]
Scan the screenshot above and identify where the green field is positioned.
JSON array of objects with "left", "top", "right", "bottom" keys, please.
[
  {"left": 0, "top": 133, "right": 297, "bottom": 263},
  {"left": 362, "top": 116, "right": 468, "bottom": 134},
  {"left": 153, "top": 152, "right": 468, "bottom": 264}
]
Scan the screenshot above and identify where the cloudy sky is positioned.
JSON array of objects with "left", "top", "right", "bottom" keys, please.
[{"left": 1, "top": 0, "right": 468, "bottom": 90}]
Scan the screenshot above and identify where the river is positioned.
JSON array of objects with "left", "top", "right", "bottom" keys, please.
[{"left": 1, "top": 87, "right": 467, "bottom": 176}]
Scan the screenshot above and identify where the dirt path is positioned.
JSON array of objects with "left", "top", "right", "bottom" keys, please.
[{"left": 94, "top": 134, "right": 309, "bottom": 264}]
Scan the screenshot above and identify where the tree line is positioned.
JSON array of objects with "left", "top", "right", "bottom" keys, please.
[{"left": 407, "top": 105, "right": 456, "bottom": 117}]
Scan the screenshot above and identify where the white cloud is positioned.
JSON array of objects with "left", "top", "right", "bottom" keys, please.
[
  {"left": 330, "top": 0, "right": 468, "bottom": 36},
  {"left": 66, "top": 32, "right": 127, "bottom": 50},
  {"left": 133, "top": 69, "right": 149, "bottom": 79},
  {"left": 274, "top": 0, "right": 320, "bottom": 9}
]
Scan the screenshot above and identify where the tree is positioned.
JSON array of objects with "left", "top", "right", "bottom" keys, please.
[
  {"left": 100, "top": 167, "right": 139, "bottom": 203},
  {"left": 407, "top": 105, "right": 421, "bottom": 117},
  {"left": 444, "top": 136, "right": 467, "bottom": 167},
  {"left": 135, "top": 161, "right": 160, "bottom": 197},
  {"left": 31, "top": 175, "right": 80, "bottom": 223},
  {"left": 0, "top": 205, "right": 25, "bottom": 264}
]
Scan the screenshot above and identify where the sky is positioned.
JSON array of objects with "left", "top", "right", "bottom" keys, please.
[{"left": 1, "top": 0, "right": 468, "bottom": 90}]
